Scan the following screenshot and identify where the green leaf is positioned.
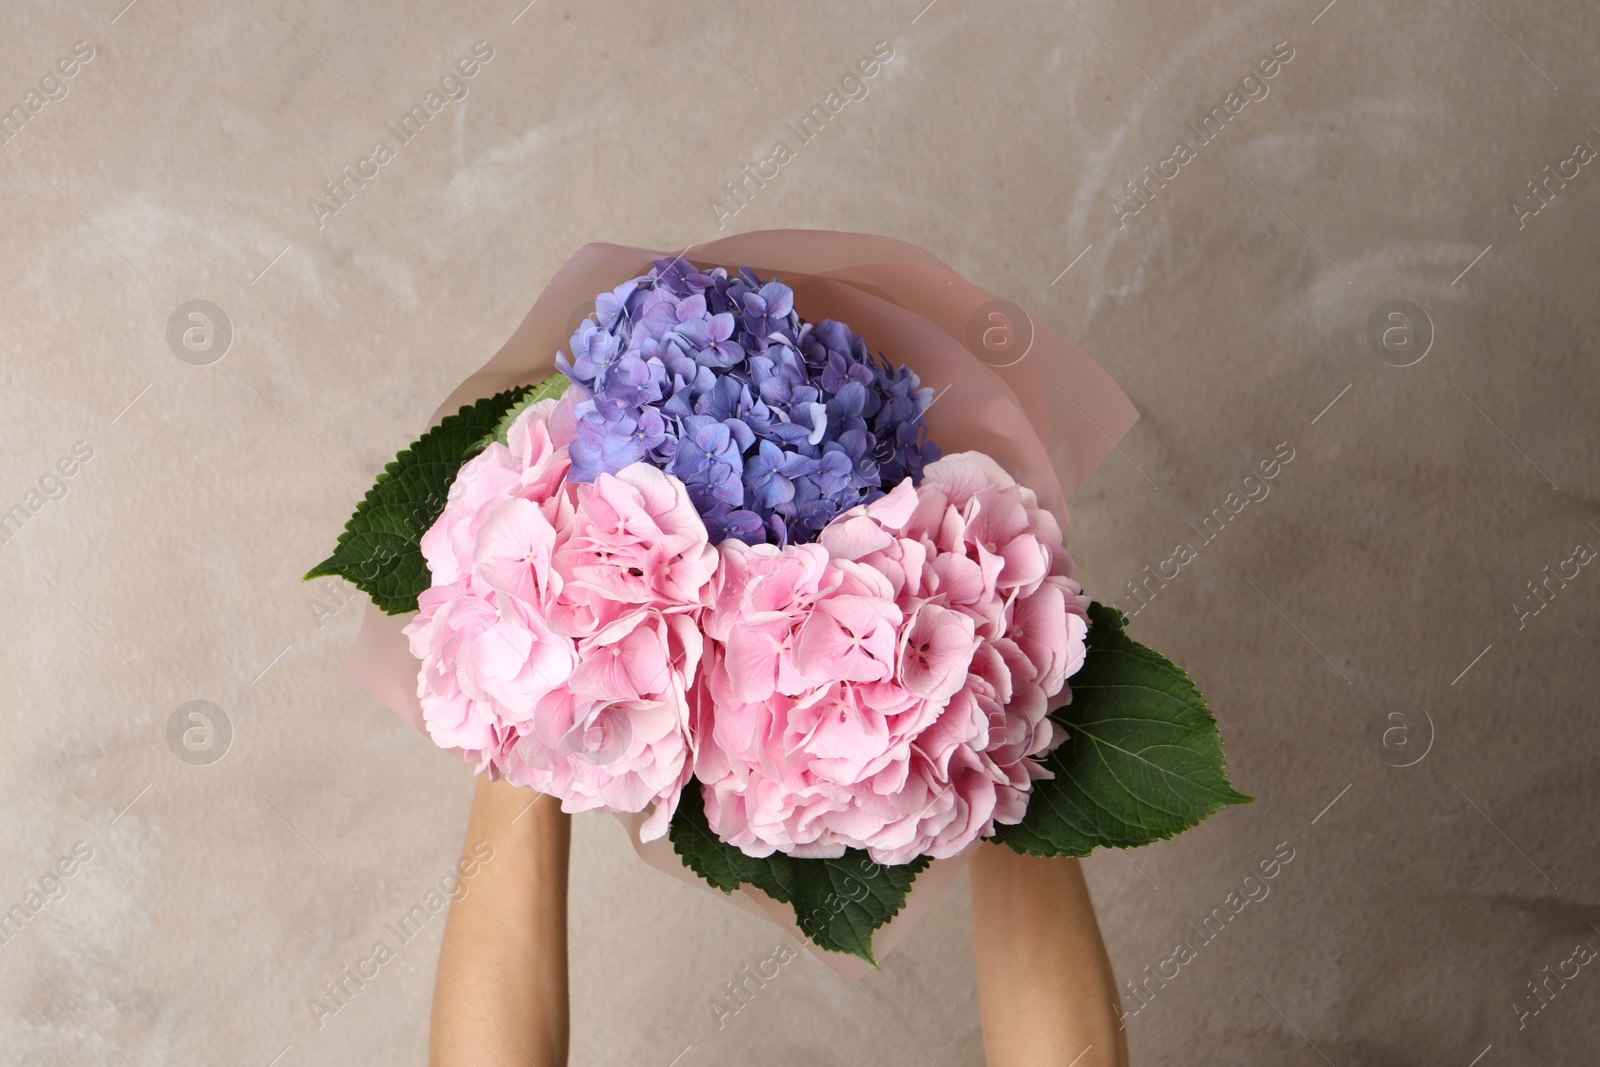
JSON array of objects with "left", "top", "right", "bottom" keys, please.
[
  {"left": 993, "top": 602, "right": 1250, "bottom": 858},
  {"left": 668, "top": 786, "right": 929, "bottom": 967},
  {"left": 303, "top": 383, "right": 538, "bottom": 613},
  {"left": 788, "top": 852, "right": 929, "bottom": 967},
  {"left": 467, "top": 373, "right": 570, "bottom": 456}
]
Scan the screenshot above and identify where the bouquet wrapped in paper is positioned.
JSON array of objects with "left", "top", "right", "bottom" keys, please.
[{"left": 309, "top": 230, "right": 1246, "bottom": 972}]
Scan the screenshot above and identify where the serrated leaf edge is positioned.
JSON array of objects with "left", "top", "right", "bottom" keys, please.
[
  {"left": 302, "top": 384, "right": 537, "bottom": 612},
  {"left": 996, "top": 602, "right": 1249, "bottom": 857}
]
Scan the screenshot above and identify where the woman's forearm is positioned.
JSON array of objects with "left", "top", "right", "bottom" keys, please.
[
  {"left": 430, "top": 778, "right": 571, "bottom": 1067},
  {"left": 970, "top": 844, "right": 1128, "bottom": 1067}
]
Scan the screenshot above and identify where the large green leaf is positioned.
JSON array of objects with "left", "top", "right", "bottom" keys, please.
[
  {"left": 993, "top": 602, "right": 1250, "bottom": 857},
  {"left": 303, "top": 382, "right": 539, "bottom": 613},
  {"left": 669, "top": 786, "right": 929, "bottom": 967}
]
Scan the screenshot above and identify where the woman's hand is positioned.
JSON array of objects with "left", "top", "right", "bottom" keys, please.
[
  {"left": 430, "top": 778, "right": 571, "bottom": 1067},
  {"left": 970, "top": 844, "right": 1129, "bottom": 1066}
]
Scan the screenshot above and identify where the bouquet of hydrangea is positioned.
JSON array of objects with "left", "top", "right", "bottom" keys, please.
[{"left": 311, "top": 232, "right": 1246, "bottom": 967}]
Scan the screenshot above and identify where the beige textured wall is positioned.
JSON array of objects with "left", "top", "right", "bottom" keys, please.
[{"left": 3, "top": 1, "right": 1597, "bottom": 1064}]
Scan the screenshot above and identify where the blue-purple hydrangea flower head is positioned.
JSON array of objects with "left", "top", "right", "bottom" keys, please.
[{"left": 556, "top": 259, "right": 940, "bottom": 546}]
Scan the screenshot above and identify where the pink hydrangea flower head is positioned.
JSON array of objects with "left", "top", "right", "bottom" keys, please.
[
  {"left": 407, "top": 400, "right": 580, "bottom": 758},
  {"left": 407, "top": 399, "right": 708, "bottom": 839},
  {"left": 695, "top": 451, "right": 1088, "bottom": 863}
]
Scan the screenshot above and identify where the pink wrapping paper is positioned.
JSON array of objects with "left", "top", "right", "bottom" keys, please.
[{"left": 343, "top": 230, "right": 1138, "bottom": 979}]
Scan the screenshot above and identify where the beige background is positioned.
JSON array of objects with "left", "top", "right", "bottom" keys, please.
[{"left": 3, "top": 0, "right": 1598, "bottom": 1064}]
